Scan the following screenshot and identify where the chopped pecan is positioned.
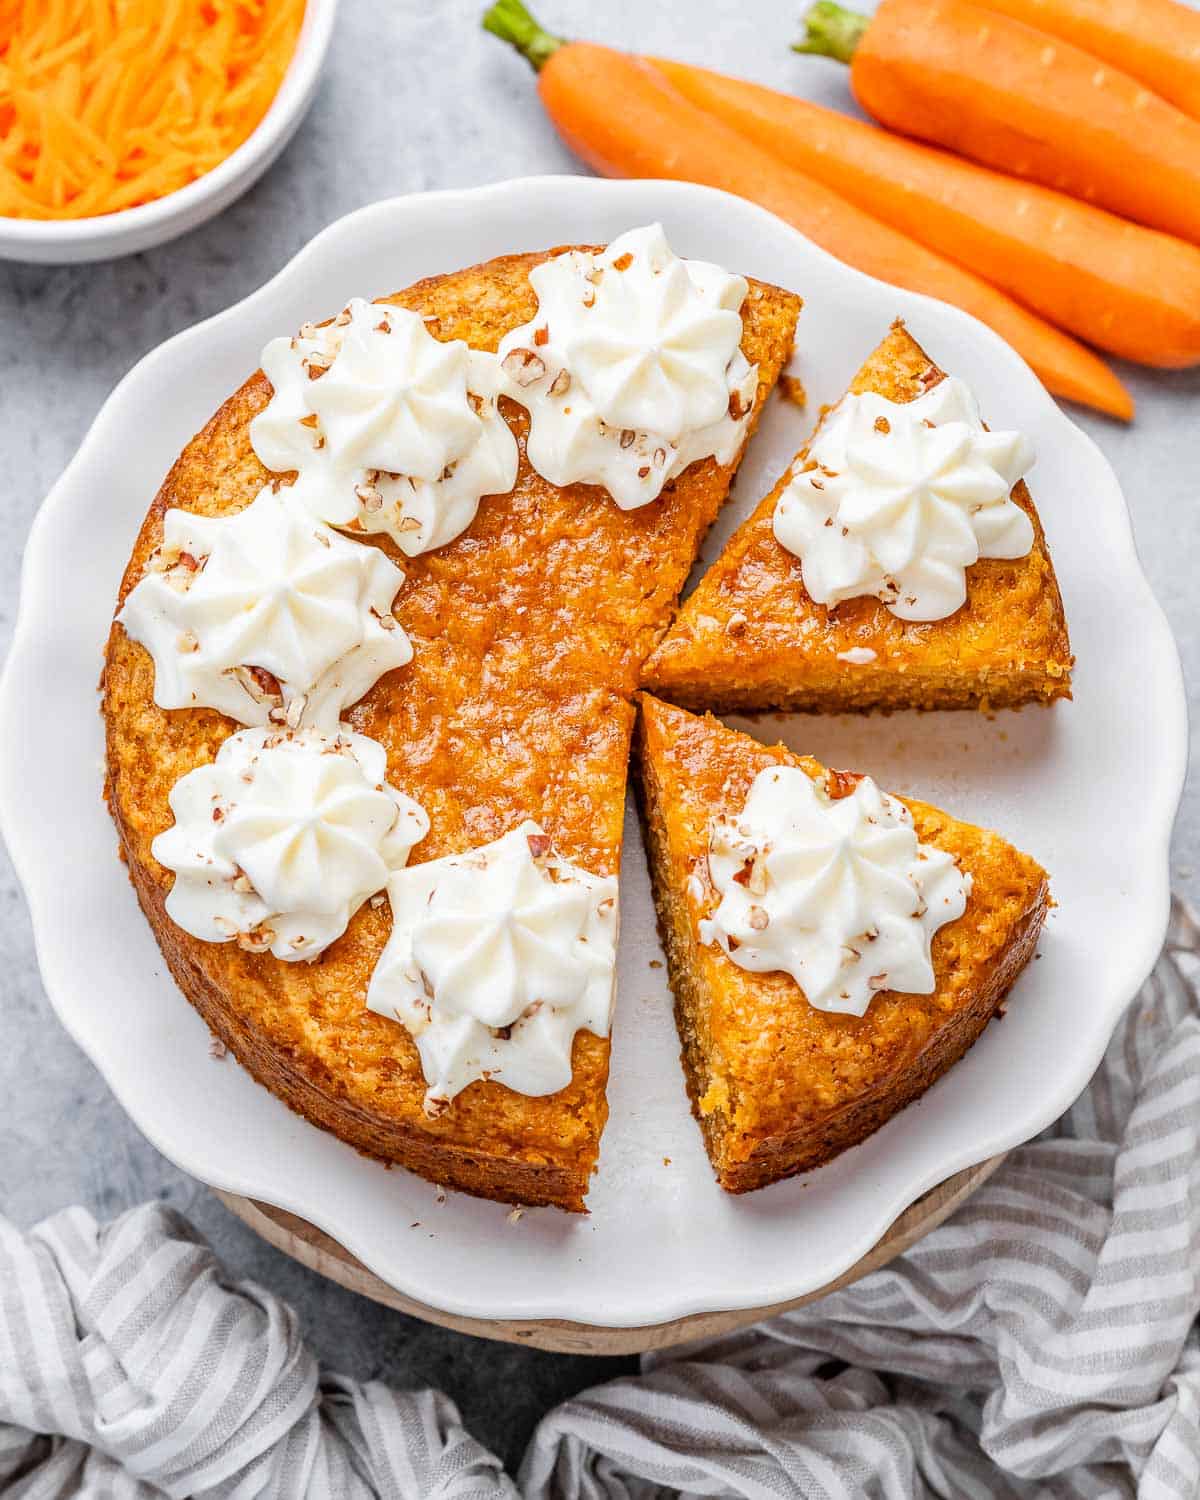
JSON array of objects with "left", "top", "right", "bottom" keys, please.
[
  {"left": 502, "top": 348, "right": 546, "bottom": 386},
  {"left": 825, "top": 768, "right": 859, "bottom": 801}
]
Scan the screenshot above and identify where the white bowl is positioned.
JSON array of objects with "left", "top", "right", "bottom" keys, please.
[
  {"left": 0, "top": 177, "right": 1186, "bottom": 1329},
  {"left": 0, "top": 0, "right": 339, "bottom": 265}
]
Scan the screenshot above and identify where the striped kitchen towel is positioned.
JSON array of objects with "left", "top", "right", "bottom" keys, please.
[
  {"left": 1, "top": 898, "right": 1198, "bottom": 1499},
  {"left": 0, "top": 1206, "right": 514, "bottom": 1498}
]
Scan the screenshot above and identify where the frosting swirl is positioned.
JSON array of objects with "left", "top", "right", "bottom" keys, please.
[
  {"left": 118, "top": 485, "right": 411, "bottom": 730},
  {"left": 366, "top": 822, "right": 618, "bottom": 1110},
  {"left": 699, "top": 765, "right": 971, "bottom": 1016},
  {"left": 773, "top": 376, "right": 1035, "bottom": 622},
  {"left": 153, "top": 727, "right": 428, "bottom": 962},
  {"left": 497, "top": 223, "right": 757, "bottom": 510},
  {"left": 250, "top": 298, "right": 518, "bottom": 556}
]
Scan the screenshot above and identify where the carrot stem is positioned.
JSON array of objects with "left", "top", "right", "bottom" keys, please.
[
  {"left": 794, "top": 1, "right": 868, "bottom": 63},
  {"left": 482, "top": 0, "right": 564, "bottom": 72}
]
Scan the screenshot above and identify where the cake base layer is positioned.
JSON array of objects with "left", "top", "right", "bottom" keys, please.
[
  {"left": 636, "top": 694, "right": 1050, "bottom": 1195},
  {"left": 642, "top": 322, "right": 1073, "bottom": 716}
]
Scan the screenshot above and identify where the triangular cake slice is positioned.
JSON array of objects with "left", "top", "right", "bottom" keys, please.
[
  {"left": 636, "top": 694, "right": 1049, "bottom": 1193},
  {"left": 642, "top": 322, "right": 1072, "bottom": 714},
  {"left": 103, "top": 243, "right": 800, "bottom": 1211}
]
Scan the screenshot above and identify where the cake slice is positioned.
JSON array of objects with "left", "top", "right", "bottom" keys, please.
[
  {"left": 636, "top": 694, "right": 1049, "bottom": 1193},
  {"left": 642, "top": 322, "right": 1072, "bottom": 714},
  {"left": 103, "top": 238, "right": 800, "bottom": 1212}
]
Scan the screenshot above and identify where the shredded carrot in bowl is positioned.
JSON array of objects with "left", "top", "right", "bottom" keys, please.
[{"left": 0, "top": 0, "right": 306, "bottom": 220}]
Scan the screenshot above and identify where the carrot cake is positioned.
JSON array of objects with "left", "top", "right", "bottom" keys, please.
[
  {"left": 642, "top": 321, "right": 1072, "bottom": 714},
  {"left": 636, "top": 693, "right": 1049, "bottom": 1193},
  {"left": 102, "top": 225, "right": 800, "bottom": 1211}
]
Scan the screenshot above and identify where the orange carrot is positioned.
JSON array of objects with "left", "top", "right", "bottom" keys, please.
[
  {"left": 976, "top": 0, "right": 1200, "bottom": 122},
  {"left": 655, "top": 57, "right": 1200, "bottom": 368},
  {"left": 798, "top": 0, "right": 1200, "bottom": 246},
  {"left": 481, "top": 0, "right": 1132, "bottom": 420}
]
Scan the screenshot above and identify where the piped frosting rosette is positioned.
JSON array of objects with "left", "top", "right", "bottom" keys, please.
[{"left": 251, "top": 297, "right": 519, "bottom": 556}]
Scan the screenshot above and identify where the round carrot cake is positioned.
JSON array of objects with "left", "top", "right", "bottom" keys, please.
[{"left": 102, "top": 226, "right": 801, "bottom": 1211}]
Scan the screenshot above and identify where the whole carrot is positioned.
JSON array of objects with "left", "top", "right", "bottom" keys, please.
[
  {"left": 976, "top": 0, "right": 1200, "bottom": 121},
  {"left": 482, "top": 0, "right": 1132, "bottom": 420},
  {"left": 657, "top": 57, "right": 1200, "bottom": 368},
  {"left": 798, "top": 0, "right": 1200, "bottom": 246}
]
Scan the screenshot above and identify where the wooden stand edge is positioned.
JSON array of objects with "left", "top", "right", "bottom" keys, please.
[{"left": 216, "top": 1151, "right": 1004, "bottom": 1355}]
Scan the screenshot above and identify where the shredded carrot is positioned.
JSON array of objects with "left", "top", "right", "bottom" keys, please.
[{"left": 0, "top": 0, "right": 306, "bottom": 219}]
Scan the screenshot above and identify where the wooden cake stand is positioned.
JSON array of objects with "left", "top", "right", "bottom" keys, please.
[{"left": 217, "top": 1151, "right": 1004, "bottom": 1355}]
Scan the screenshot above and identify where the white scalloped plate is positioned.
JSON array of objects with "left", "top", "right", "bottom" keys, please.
[{"left": 0, "top": 177, "right": 1185, "bottom": 1328}]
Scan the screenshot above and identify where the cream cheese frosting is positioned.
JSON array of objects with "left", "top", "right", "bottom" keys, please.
[
  {"left": 366, "top": 822, "right": 618, "bottom": 1112},
  {"left": 699, "top": 765, "right": 971, "bottom": 1016},
  {"left": 772, "top": 376, "right": 1035, "bottom": 622},
  {"left": 118, "top": 485, "right": 412, "bottom": 731},
  {"left": 250, "top": 297, "right": 518, "bottom": 556},
  {"left": 152, "top": 727, "right": 428, "bottom": 963},
  {"left": 497, "top": 223, "right": 758, "bottom": 509}
]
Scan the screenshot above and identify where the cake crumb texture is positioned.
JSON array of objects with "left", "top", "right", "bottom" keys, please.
[
  {"left": 635, "top": 693, "right": 1050, "bottom": 1194},
  {"left": 641, "top": 321, "right": 1073, "bottom": 716}
]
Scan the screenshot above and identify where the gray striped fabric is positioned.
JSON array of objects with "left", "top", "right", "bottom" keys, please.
[
  {"left": 0, "top": 1205, "right": 514, "bottom": 1498},
  {"left": 2, "top": 900, "right": 1197, "bottom": 1498}
]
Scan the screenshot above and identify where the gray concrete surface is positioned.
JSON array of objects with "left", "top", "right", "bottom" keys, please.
[{"left": 1, "top": 0, "right": 1197, "bottom": 1469}]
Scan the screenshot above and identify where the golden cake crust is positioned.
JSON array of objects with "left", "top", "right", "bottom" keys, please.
[
  {"left": 641, "top": 322, "right": 1073, "bottom": 715},
  {"left": 102, "top": 250, "right": 800, "bottom": 1211},
  {"left": 636, "top": 694, "right": 1049, "bottom": 1194}
]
